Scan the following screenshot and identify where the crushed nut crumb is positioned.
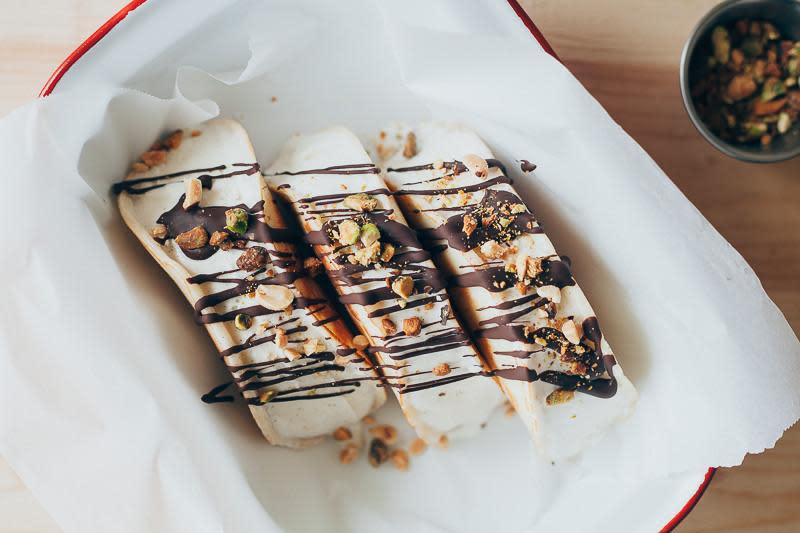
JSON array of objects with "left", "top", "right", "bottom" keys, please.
[
  {"left": 174, "top": 225, "right": 208, "bottom": 250},
  {"left": 408, "top": 438, "right": 427, "bottom": 456},
  {"left": 402, "top": 131, "right": 417, "bottom": 158},
  {"left": 402, "top": 316, "right": 422, "bottom": 336},
  {"left": 369, "top": 425, "right": 399, "bottom": 445},
  {"left": 432, "top": 363, "right": 451, "bottom": 376},
  {"left": 333, "top": 427, "right": 352, "bottom": 441}
]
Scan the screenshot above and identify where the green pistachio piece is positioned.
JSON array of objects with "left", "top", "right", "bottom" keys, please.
[
  {"left": 337, "top": 219, "right": 360, "bottom": 245},
  {"left": 359, "top": 223, "right": 381, "bottom": 247},
  {"left": 343, "top": 193, "right": 379, "bottom": 212},
  {"left": 761, "top": 78, "right": 786, "bottom": 101},
  {"left": 711, "top": 26, "right": 730, "bottom": 64},
  {"left": 225, "top": 208, "right": 249, "bottom": 234},
  {"left": 234, "top": 313, "right": 252, "bottom": 330},
  {"left": 788, "top": 58, "right": 799, "bottom": 77},
  {"left": 741, "top": 37, "right": 763, "bottom": 58},
  {"left": 743, "top": 122, "right": 768, "bottom": 140},
  {"left": 777, "top": 112, "right": 792, "bottom": 134}
]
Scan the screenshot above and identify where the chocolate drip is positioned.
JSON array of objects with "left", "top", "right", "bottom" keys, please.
[
  {"left": 269, "top": 163, "right": 379, "bottom": 176},
  {"left": 520, "top": 160, "right": 537, "bottom": 173}
]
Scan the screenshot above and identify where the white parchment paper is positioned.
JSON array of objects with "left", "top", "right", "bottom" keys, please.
[{"left": 1, "top": 0, "right": 798, "bottom": 531}]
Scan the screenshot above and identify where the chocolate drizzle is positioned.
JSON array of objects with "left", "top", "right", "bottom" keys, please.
[
  {"left": 117, "top": 159, "right": 379, "bottom": 406},
  {"left": 385, "top": 158, "right": 619, "bottom": 399}
]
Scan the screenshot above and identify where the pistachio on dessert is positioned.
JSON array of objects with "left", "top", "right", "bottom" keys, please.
[
  {"left": 234, "top": 313, "right": 252, "bottom": 331},
  {"left": 402, "top": 316, "right": 422, "bottom": 336},
  {"left": 236, "top": 246, "right": 268, "bottom": 271},
  {"left": 462, "top": 153, "right": 488, "bottom": 178},
  {"left": 432, "top": 363, "right": 451, "bottom": 376},
  {"left": 359, "top": 223, "right": 380, "bottom": 247},
  {"left": 337, "top": 219, "right": 361, "bottom": 245},
  {"left": 343, "top": 193, "right": 379, "bottom": 212},
  {"left": 462, "top": 214, "right": 478, "bottom": 237},
  {"left": 536, "top": 284, "right": 561, "bottom": 303},
  {"left": 225, "top": 207, "right": 249, "bottom": 235},
  {"left": 391, "top": 275, "right": 414, "bottom": 299},
  {"left": 150, "top": 224, "right": 168, "bottom": 240},
  {"left": 183, "top": 177, "right": 202, "bottom": 210},
  {"left": 380, "top": 243, "right": 395, "bottom": 262},
  {"left": 209, "top": 230, "right": 229, "bottom": 248},
  {"left": 381, "top": 318, "right": 397, "bottom": 335},
  {"left": 174, "top": 225, "right": 208, "bottom": 250},
  {"left": 303, "top": 337, "right": 324, "bottom": 355},
  {"left": 256, "top": 284, "right": 295, "bottom": 311},
  {"left": 545, "top": 389, "right": 575, "bottom": 406}
]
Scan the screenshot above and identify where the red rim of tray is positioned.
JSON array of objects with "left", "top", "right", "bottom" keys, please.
[{"left": 38, "top": 0, "right": 717, "bottom": 529}]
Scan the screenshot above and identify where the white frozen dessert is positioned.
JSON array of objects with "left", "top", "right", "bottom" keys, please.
[
  {"left": 267, "top": 127, "right": 506, "bottom": 445},
  {"left": 377, "top": 122, "right": 637, "bottom": 460},
  {"left": 116, "top": 118, "right": 385, "bottom": 449}
]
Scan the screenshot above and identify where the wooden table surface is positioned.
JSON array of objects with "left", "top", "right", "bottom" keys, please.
[{"left": 0, "top": 0, "right": 798, "bottom": 531}]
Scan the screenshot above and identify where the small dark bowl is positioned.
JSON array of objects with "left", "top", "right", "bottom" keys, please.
[{"left": 680, "top": 0, "right": 800, "bottom": 162}]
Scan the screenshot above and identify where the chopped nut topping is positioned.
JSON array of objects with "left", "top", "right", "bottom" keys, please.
[
  {"left": 340, "top": 443, "right": 359, "bottom": 464},
  {"left": 258, "top": 389, "right": 277, "bottom": 403},
  {"left": 353, "top": 240, "right": 381, "bottom": 266},
  {"left": 303, "top": 256, "right": 323, "bottom": 276},
  {"left": 362, "top": 415, "right": 376, "bottom": 425},
  {"left": 333, "top": 427, "right": 352, "bottom": 441},
  {"left": 353, "top": 335, "right": 370, "bottom": 351},
  {"left": 462, "top": 153, "right": 489, "bottom": 178},
  {"left": 256, "top": 285, "right": 295, "bottom": 311},
  {"left": 164, "top": 130, "right": 183, "bottom": 150},
  {"left": 480, "top": 240, "right": 505, "bottom": 259},
  {"left": 337, "top": 219, "right": 360, "bottom": 245},
  {"left": 236, "top": 246, "right": 268, "bottom": 271},
  {"left": 131, "top": 162, "right": 150, "bottom": 173},
  {"left": 141, "top": 150, "right": 167, "bottom": 167},
  {"left": 343, "top": 193, "right": 379, "bottom": 212},
  {"left": 190, "top": 129, "right": 202, "bottom": 137},
  {"left": 209, "top": 231, "right": 229, "bottom": 247},
  {"left": 368, "top": 438, "right": 389, "bottom": 467},
  {"left": 536, "top": 284, "right": 561, "bottom": 303},
  {"left": 284, "top": 348, "right": 302, "bottom": 361},
  {"left": 432, "top": 363, "right": 451, "bottom": 376},
  {"left": 381, "top": 318, "right": 397, "bottom": 335},
  {"left": 462, "top": 214, "right": 478, "bottom": 236},
  {"left": 225, "top": 208, "right": 249, "bottom": 235},
  {"left": 533, "top": 307, "right": 549, "bottom": 319},
  {"left": 561, "top": 319, "right": 582, "bottom": 344},
  {"left": 380, "top": 243, "right": 396, "bottom": 262},
  {"left": 402, "top": 316, "right": 422, "bottom": 336},
  {"left": 274, "top": 328, "right": 288, "bottom": 348},
  {"left": 359, "top": 223, "right": 381, "bottom": 247},
  {"left": 369, "top": 425, "right": 399, "bottom": 445},
  {"left": 437, "top": 434, "right": 449, "bottom": 449},
  {"left": 234, "top": 313, "right": 252, "bottom": 331},
  {"left": 175, "top": 225, "right": 208, "bottom": 250},
  {"left": 402, "top": 131, "right": 417, "bottom": 158},
  {"left": 150, "top": 224, "right": 168, "bottom": 240},
  {"left": 303, "top": 338, "right": 324, "bottom": 355},
  {"left": 545, "top": 389, "right": 575, "bottom": 405},
  {"left": 390, "top": 449, "right": 410, "bottom": 471},
  {"left": 391, "top": 275, "right": 414, "bottom": 299},
  {"left": 408, "top": 438, "right": 427, "bottom": 456}
]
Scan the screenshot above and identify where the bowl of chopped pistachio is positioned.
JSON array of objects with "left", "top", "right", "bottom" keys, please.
[{"left": 680, "top": 0, "right": 800, "bottom": 162}]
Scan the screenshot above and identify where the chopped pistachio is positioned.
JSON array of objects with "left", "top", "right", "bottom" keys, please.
[
  {"left": 777, "top": 112, "right": 792, "bottom": 134},
  {"left": 343, "top": 193, "right": 378, "bottom": 212},
  {"left": 545, "top": 389, "right": 575, "bottom": 406},
  {"left": 234, "top": 313, "right": 252, "bottom": 330},
  {"left": 391, "top": 275, "right": 414, "bottom": 299},
  {"left": 711, "top": 26, "right": 730, "bottom": 64},
  {"left": 760, "top": 78, "right": 786, "bottom": 101},
  {"left": 380, "top": 243, "right": 395, "bottom": 262},
  {"left": 225, "top": 208, "right": 248, "bottom": 234},
  {"left": 337, "top": 219, "right": 360, "bottom": 245},
  {"left": 359, "top": 223, "right": 380, "bottom": 247}
]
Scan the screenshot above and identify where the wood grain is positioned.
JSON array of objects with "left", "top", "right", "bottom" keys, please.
[{"left": 0, "top": 0, "right": 797, "bottom": 531}]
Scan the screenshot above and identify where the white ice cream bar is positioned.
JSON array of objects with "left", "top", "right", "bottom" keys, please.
[
  {"left": 116, "top": 118, "right": 385, "bottom": 449},
  {"left": 267, "top": 127, "right": 506, "bottom": 444},
  {"left": 378, "top": 122, "right": 637, "bottom": 460}
]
